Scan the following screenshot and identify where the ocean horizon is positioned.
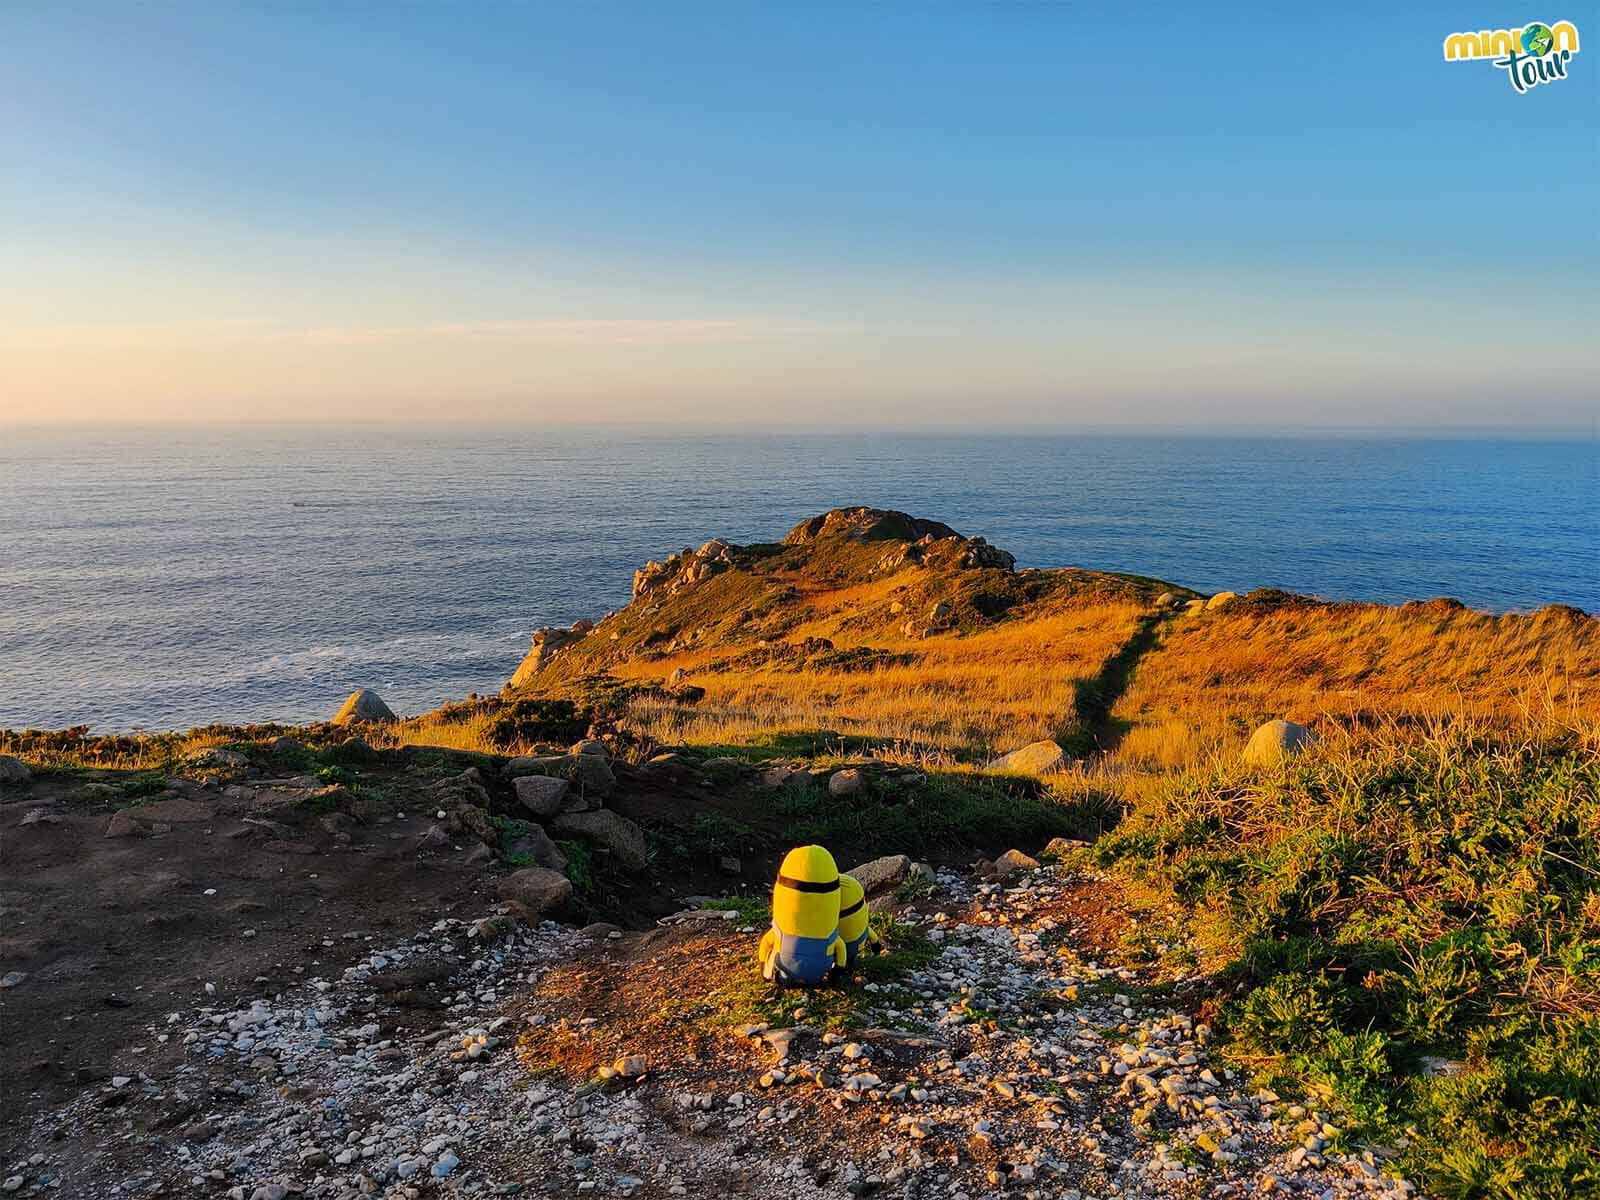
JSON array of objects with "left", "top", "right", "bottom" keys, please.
[{"left": 2, "top": 424, "right": 1594, "bottom": 732}]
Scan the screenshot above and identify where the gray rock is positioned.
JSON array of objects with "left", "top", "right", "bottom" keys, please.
[
  {"left": 513, "top": 773, "right": 570, "bottom": 817},
  {"left": 828, "top": 768, "right": 866, "bottom": 798},
  {"left": 496, "top": 867, "right": 573, "bottom": 917},
  {"left": 552, "top": 809, "right": 648, "bottom": 872},
  {"left": 104, "top": 810, "right": 141, "bottom": 838},
  {"left": 0, "top": 755, "right": 33, "bottom": 787},
  {"left": 1241, "top": 719, "right": 1318, "bottom": 766},
  {"left": 0, "top": 971, "right": 27, "bottom": 989},
  {"left": 1205, "top": 591, "right": 1238, "bottom": 611},
  {"left": 507, "top": 753, "right": 614, "bottom": 802},
  {"left": 331, "top": 688, "right": 396, "bottom": 725},
  {"left": 505, "top": 823, "right": 567, "bottom": 872},
  {"left": 987, "top": 740, "right": 1067, "bottom": 775},
  {"left": 570, "top": 739, "right": 609, "bottom": 757},
  {"left": 848, "top": 854, "right": 912, "bottom": 896}
]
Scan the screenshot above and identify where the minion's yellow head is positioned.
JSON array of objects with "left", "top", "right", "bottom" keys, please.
[
  {"left": 771, "top": 844, "right": 841, "bottom": 939},
  {"left": 837, "top": 873, "right": 869, "bottom": 943}
]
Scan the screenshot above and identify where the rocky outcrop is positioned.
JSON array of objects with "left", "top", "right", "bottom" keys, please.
[
  {"left": 987, "top": 739, "right": 1067, "bottom": 775},
  {"left": 784, "top": 509, "right": 1016, "bottom": 575},
  {"left": 331, "top": 689, "right": 396, "bottom": 725},
  {"left": 509, "top": 623, "right": 592, "bottom": 687},
  {"left": 1205, "top": 592, "right": 1237, "bottom": 611},
  {"left": 1241, "top": 719, "right": 1318, "bottom": 766},
  {"left": 633, "top": 538, "right": 739, "bottom": 599},
  {"left": 0, "top": 755, "right": 33, "bottom": 788},
  {"left": 784, "top": 508, "right": 959, "bottom": 546}
]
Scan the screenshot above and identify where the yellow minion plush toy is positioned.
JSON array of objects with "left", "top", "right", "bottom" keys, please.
[
  {"left": 837, "top": 873, "right": 873, "bottom": 965},
  {"left": 758, "top": 845, "right": 847, "bottom": 985}
]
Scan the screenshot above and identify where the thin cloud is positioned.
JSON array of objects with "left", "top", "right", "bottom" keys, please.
[
  {"left": 278, "top": 318, "right": 822, "bottom": 346},
  {"left": 6, "top": 317, "right": 832, "bottom": 350}
]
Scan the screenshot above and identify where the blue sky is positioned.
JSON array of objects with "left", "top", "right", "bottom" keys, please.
[{"left": 3, "top": 2, "right": 1595, "bottom": 429}]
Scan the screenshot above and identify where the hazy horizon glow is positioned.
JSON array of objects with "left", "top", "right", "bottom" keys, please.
[{"left": 4, "top": 3, "right": 1596, "bottom": 430}]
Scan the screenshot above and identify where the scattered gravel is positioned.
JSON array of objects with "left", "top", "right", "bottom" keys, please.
[{"left": 11, "top": 865, "right": 1420, "bottom": 1199}]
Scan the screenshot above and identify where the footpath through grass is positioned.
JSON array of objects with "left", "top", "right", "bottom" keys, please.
[{"left": 1095, "top": 724, "right": 1600, "bottom": 1200}]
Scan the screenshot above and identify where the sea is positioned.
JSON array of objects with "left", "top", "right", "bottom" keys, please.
[{"left": 0, "top": 426, "right": 1594, "bottom": 732}]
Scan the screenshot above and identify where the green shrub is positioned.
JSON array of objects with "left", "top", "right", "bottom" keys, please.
[
  {"left": 488, "top": 699, "right": 589, "bottom": 749},
  {"left": 1099, "top": 727, "right": 1600, "bottom": 1197}
]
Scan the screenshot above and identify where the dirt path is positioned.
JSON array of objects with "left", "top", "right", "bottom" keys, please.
[
  {"left": 3, "top": 861, "right": 1418, "bottom": 1199},
  {"left": 1069, "top": 610, "right": 1172, "bottom": 754}
]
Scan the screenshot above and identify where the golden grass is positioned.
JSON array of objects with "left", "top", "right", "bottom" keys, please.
[
  {"left": 620, "top": 602, "right": 1146, "bottom": 754},
  {"left": 366, "top": 709, "right": 503, "bottom": 755},
  {"left": 1111, "top": 602, "right": 1600, "bottom": 767}
]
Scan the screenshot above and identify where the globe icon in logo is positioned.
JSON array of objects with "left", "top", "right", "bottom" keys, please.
[{"left": 1522, "top": 23, "right": 1555, "bottom": 55}]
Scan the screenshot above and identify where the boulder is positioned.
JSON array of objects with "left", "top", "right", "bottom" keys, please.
[
  {"left": 1154, "top": 592, "right": 1178, "bottom": 608},
  {"left": 987, "top": 740, "right": 1067, "bottom": 775},
  {"left": 828, "top": 768, "right": 866, "bottom": 798},
  {"left": 1204, "top": 591, "right": 1237, "bottom": 611},
  {"left": 848, "top": 854, "right": 913, "bottom": 896},
  {"left": 0, "top": 755, "right": 32, "bottom": 787},
  {"left": 992, "top": 848, "right": 1041, "bottom": 878},
  {"left": 496, "top": 867, "right": 573, "bottom": 918},
  {"left": 104, "top": 811, "right": 140, "bottom": 838},
  {"left": 504, "top": 824, "right": 567, "bottom": 872},
  {"left": 1241, "top": 719, "right": 1318, "bottom": 767},
  {"left": 570, "top": 739, "right": 609, "bottom": 757},
  {"left": 331, "top": 688, "right": 396, "bottom": 725},
  {"left": 552, "top": 809, "right": 648, "bottom": 872},
  {"left": 513, "top": 774, "right": 570, "bottom": 818},
  {"left": 507, "top": 753, "right": 614, "bottom": 802},
  {"left": 570, "top": 753, "right": 617, "bottom": 797}
]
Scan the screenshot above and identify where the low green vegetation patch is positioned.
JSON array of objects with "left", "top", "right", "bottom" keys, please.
[
  {"left": 772, "top": 768, "right": 1105, "bottom": 855},
  {"left": 1096, "top": 727, "right": 1600, "bottom": 1200},
  {"left": 700, "top": 895, "right": 772, "bottom": 926},
  {"left": 704, "top": 913, "right": 939, "bottom": 1032},
  {"left": 487, "top": 698, "right": 590, "bottom": 749}
]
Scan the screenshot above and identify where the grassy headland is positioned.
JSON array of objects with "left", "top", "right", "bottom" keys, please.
[{"left": 4, "top": 506, "right": 1595, "bottom": 1197}]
